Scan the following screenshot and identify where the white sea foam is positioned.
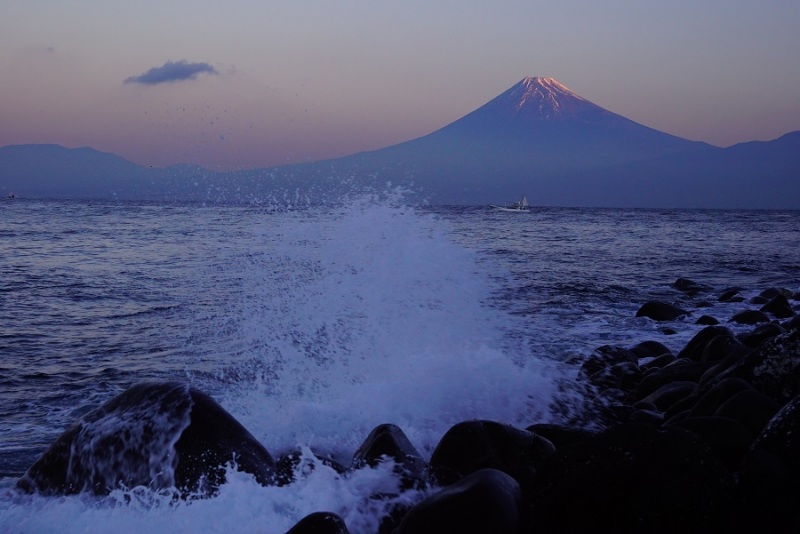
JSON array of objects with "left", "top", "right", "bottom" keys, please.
[
  {"left": 1, "top": 455, "right": 429, "bottom": 533},
  {"left": 217, "top": 196, "right": 563, "bottom": 459}
]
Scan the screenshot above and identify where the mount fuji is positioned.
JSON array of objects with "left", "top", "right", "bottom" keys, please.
[{"left": 299, "top": 76, "right": 796, "bottom": 207}]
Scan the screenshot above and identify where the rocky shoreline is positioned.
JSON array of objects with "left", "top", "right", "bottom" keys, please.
[{"left": 15, "top": 280, "right": 800, "bottom": 532}]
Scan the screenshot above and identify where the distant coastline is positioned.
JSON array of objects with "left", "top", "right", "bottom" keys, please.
[{"left": 1, "top": 78, "right": 798, "bottom": 209}]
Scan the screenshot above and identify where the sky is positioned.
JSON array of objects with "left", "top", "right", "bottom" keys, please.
[{"left": 1, "top": 0, "right": 799, "bottom": 171}]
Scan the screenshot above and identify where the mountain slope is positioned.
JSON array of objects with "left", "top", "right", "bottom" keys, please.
[
  {"left": 306, "top": 76, "right": 719, "bottom": 204},
  {"left": 0, "top": 144, "right": 151, "bottom": 198}
]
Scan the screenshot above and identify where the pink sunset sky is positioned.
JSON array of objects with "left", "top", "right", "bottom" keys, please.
[{"left": 1, "top": 1, "right": 798, "bottom": 171}]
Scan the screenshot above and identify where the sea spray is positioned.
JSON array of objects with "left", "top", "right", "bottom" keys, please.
[
  {"left": 2, "top": 457, "right": 428, "bottom": 534},
  {"left": 209, "top": 196, "right": 564, "bottom": 458}
]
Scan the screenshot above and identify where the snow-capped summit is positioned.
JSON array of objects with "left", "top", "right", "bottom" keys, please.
[
  {"left": 487, "top": 76, "right": 605, "bottom": 121},
  {"left": 508, "top": 76, "right": 588, "bottom": 117},
  {"left": 433, "top": 76, "right": 619, "bottom": 133}
]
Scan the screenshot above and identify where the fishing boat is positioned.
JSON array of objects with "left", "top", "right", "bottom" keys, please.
[{"left": 489, "top": 194, "right": 530, "bottom": 212}]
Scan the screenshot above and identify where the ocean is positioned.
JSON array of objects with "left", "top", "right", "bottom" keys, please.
[{"left": 0, "top": 195, "right": 798, "bottom": 532}]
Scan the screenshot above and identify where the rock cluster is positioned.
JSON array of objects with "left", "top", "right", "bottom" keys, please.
[{"left": 16, "top": 280, "right": 800, "bottom": 532}]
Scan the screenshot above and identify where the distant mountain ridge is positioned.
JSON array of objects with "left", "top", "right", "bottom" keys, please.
[{"left": 1, "top": 77, "right": 798, "bottom": 208}]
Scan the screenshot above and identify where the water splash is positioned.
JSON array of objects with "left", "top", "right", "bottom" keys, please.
[{"left": 203, "top": 195, "right": 561, "bottom": 461}]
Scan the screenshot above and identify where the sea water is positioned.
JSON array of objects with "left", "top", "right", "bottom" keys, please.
[{"left": 0, "top": 196, "right": 798, "bottom": 532}]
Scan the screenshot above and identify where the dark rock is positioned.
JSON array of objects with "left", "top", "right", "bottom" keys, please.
[
  {"left": 761, "top": 294, "right": 795, "bottom": 319},
  {"left": 525, "top": 423, "right": 596, "bottom": 450},
  {"left": 742, "top": 396, "right": 800, "bottom": 530},
  {"left": 751, "top": 396, "right": 800, "bottom": 463},
  {"left": 285, "top": 512, "right": 350, "bottom": 534},
  {"left": 531, "top": 423, "right": 735, "bottom": 533},
  {"left": 719, "top": 287, "right": 743, "bottom": 302},
  {"left": 631, "top": 399, "right": 658, "bottom": 411},
  {"left": 714, "top": 389, "right": 781, "bottom": 437},
  {"left": 629, "top": 409, "right": 664, "bottom": 426},
  {"left": 676, "top": 325, "right": 737, "bottom": 362},
  {"left": 596, "top": 403, "right": 636, "bottom": 427},
  {"left": 638, "top": 381, "right": 697, "bottom": 412},
  {"left": 578, "top": 345, "right": 637, "bottom": 381},
  {"left": 672, "top": 278, "right": 710, "bottom": 294},
  {"left": 173, "top": 389, "right": 275, "bottom": 494},
  {"left": 738, "top": 322, "right": 786, "bottom": 348},
  {"left": 395, "top": 469, "right": 521, "bottom": 534},
  {"left": 666, "top": 416, "right": 753, "bottom": 471},
  {"left": 429, "top": 420, "right": 555, "bottom": 487},
  {"left": 593, "top": 387, "right": 626, "bottom": 405},
  {"left": 17, "top": 382, "right": 275, "bottom": 496},
  {"left": 628, "top": 340, "right": 672, "bottom": 359},
  {"left": 714, "top": 329, "right": 800, "bottom": 404},
  {"left": 639, "top": 353, "right": 676, "bottom": 371},
  {"left": 629, "top": 359, "right": 711, "bottom": 402},
  {"left": 700, "top": 334, "right": 744, "bottom": 363},
  {"left": 588, "top": 361, "right": 642, "bottom": 391},
  {"left": 635, "top": 300, "right": 689, "bottom": 321},
  {"left": 662, "top": 390, "right": 702, "bottom": 421},
  {"left": 785, "top": 314, "right": 800, "bottom": 331},
  {"left": 697, "top": 349, "right": 750, "bottom": 386},
  {"left": 696, "top": 315, "right": 720, "bottom": 325},
  {"left": 662, "top": 409, "right": 691, "bottom": 426},
  {"left": 759, "top": 287, "right": 794, "bottom": 301},
  {"left": 689, "top": 377, "right": 753, "bottom": 417},
  {"left": 730, "top": 310, "right": 770, "bottom": 325},
  {"left": 276, "top": 449, "right": 347, "bottom": 487},
  {"left": 352, "top": 424, "right": 426, "bottom": 479}
]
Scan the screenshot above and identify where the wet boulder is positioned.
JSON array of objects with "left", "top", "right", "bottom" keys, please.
[
  {"left": 429, "top": 420, "right": 555, "bottom": 488},
  {"left": 730, "top": 310, "right": 770, "bottom": 325},
  {"left": 635, "top": 301, "right": 689, "bottom": 321},
  {"left": 714, "top": 389, "right": 781, "bottom": 437},
  {"left": 741, "top": 396, "right": 800, "bottom": 530},
  {"left": 637, "top": 380, "right": 697, "bottom": 412},
  {"left": 738, "top": 322, "right": 786, "bottom": 348},
  {"left": 719, "top": 288, "right": 744, "bottom": 302},
  {"left": 530, "top": 423, "right": 735, "bottom": 533},
  {"left": 676, "top": 325, "right": 738, "bottom": 362},
  {"left": 525, "top": 423, "right": 596, "bottom": 450},
  {"left": 760, "top": 295, "right": 795, "bottom": 319},
  {"left": 666, "top": 415, "right": 753, "bottom": 471},
  {"left": 628, "top": 340, "right": 673, "bottom": 360},
  {"left": 629, "top": 359, "right": 710, "bottom": 402},
  {"left": 758, "top": 287, "right": 794, "bottom": 301},
  {"left": 716, "top": 329, "right": 800, "bottom": 404},
  {"left": 696, "top": 315, "right": 720, "bottom": 325},
  {"left": 588, "top": 361, "right": 642, "bottom": 391},
  {"left": 17, "top": 382, "right": 275, "bottom": 496},
  {"left": 688, "top": 377, "right": 753, "bottom": 417},
  {"left": 639, "top": 353, "right": 676, "bottom": 371},
  {"left": 352, "top": 424, "right": 424, "bottom": 472},
  {"left": 276, "top": 449, "right": 347, "bottom": 487},
  {"left": 578, "top": 345, "right": 637, "bottom": 381},
  {"left": 672, "top": 278, "right": 711, "bottom": 294},
  {"left": 749, "top": 396, "right": 800, "bottom": 471},
  {"left": 396, "top": 469, "right": 521, "bottom": 534},
  {"left": 787, "top": 314, "right": 800, "bottom": 331},
  {"left": 285, "top": 512, "right": 350, "bottom": 534},
  {"left": 352, "top": 423, "right": 426, "bottom": 489}
]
